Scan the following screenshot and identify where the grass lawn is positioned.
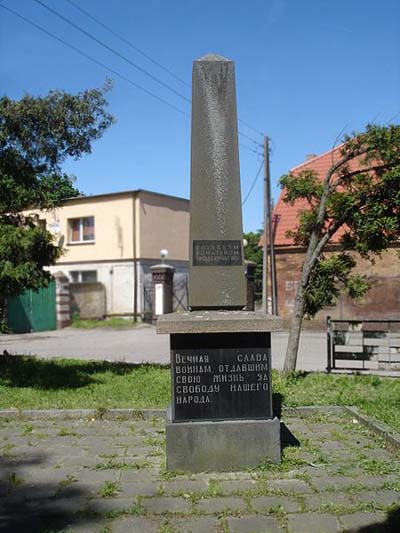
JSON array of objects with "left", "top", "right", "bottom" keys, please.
[
  {"left": 0, "top": 356, "right": 399, "bottom": 432},
  {"left": 71, "top": 317, "right": 139, "bottom": 329}
]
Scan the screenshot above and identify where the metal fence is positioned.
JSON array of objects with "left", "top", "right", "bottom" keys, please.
[{"left": 327, "top": 317, "right": 400, "bottom": 374}]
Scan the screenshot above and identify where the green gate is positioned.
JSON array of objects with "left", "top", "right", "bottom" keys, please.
[{"left": 7, "top": 281, "right": 57, "bottom": 333}]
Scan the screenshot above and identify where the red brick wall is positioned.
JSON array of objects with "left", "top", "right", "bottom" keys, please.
[{"left": 273, "top": 245, "right": 400, "bottom": 329}]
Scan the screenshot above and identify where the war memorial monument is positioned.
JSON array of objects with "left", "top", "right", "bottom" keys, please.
[{"left": 157, "top": 54, "right": 282, "bottom": 472}]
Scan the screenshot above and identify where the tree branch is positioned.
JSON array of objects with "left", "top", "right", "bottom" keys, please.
[{"left": 330, "top": 163, "right": 389, "bottom": 190}]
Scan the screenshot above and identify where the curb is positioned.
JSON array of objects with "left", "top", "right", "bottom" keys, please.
[
  {"left": 0, "top": 408, "right": 165, "bottom": 420},
  {"left": 344, "top": 405, "right": 400, "bottom": 451},
  {"left": 0, "top": 405, "right": 343, "bottom": 420}
]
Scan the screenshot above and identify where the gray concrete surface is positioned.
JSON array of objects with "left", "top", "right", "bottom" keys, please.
[{"left": 0, "top": 325, "right": 327, "bottom": 371}]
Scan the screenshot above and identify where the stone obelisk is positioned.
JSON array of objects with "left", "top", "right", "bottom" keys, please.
[
  {"left": 157, "top": 54, "right": 282, "bottom": 473},
  {"left": 189, "top": 54, "right": 246, "bottom": 309}
]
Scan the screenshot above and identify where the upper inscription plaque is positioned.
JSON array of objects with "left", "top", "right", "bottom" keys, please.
[{"left": 193, "top": 240, "right": 242, "bottom": 266}]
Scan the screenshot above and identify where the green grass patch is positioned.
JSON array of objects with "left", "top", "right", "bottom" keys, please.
[
  {"left": 273, "top": 370, "right": 400, "bottom": 431},
  {"left": 71, "top": 316, "right": 139, "bottom": 329},
  {"left": 97, "top": 480, "right": 121, "bottom": 498},
  {"left": 0, "top": 356, "right": 169, "bottom": 410},
  {"left": 0, "top": 357, "right": 399, "bottom": 432}
]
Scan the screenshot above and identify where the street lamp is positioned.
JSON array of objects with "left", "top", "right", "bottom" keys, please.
[{"left": 160, "top": 249, "right": 168, "bottom": 264}]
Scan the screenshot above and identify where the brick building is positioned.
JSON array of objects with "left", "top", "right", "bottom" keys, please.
[{"left": 270, "top": 147, "right": 400, "bottom": 328}]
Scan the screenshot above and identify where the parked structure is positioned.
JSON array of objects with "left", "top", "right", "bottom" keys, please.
[
  {"left": 32, "top": 189, "right": 189, "bottom": 320},
  {"left": 269, "top": 147, "right": 400, "bottom": 327}
]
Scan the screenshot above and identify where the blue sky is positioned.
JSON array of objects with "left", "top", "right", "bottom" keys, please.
[{"left": 1, "top": 0, "right": 399, "bottom": 232}]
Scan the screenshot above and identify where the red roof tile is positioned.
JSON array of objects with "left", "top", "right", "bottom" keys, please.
[{"left": 271, "top": 145, "right": 360, "bottom": 247}]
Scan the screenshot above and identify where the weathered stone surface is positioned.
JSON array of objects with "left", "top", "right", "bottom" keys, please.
[
  {"left": 111, "top": 516, "right": 160, "bottom": 533},
  {"left": 354, "top": 489, "right": 400, "bottom": 507},
  {"left": 161, "top": 479, "right": 208, "bottom": 495},
  {"left": 218, "top": 479, "right": 259, "bottom": 494},
  {"left": 338, "top": 512, "right": 386, "bottom": 531},
  {"left": 166, "top": 417, "right": 281, "bottom": 472},
  {"left": 287, "top": 513, "right": 341, "bottom": 532},
  {"left": 227, "top": 515, "right": 283, "bottom": 533},
  {"left": 0, "top": 408, "right": 398, "bottom": 532},
  {"left": 251, "top": 495, "right": 301, "bottom": 513},
  {"left": 195, "top": 496, "right": 247, "bottom": 514},
  {"left": 303, "top": 492, "right": 356, "bottom": 512},
  {"left": 157, "top": 310, "right": 282, "bottom": 334},
  {"left": 189, "top": 54, "right": 246, "bottom": 309},
  {"left": 141, "top": 496, "right": 192, "bottom": 514},
  {"left": 85, "top": 498, "right": 137, "bottom": 514},
  {"left": 310, "top": 475, "right": 358, "bottom": 491},
  {"left": 266, "top": 479, "right": 313, "bottom": 494},
  {"left": 118, "top": 482, "right": 160, "bottom": 497},
  {"left": 168, "top": 516, "right": 221, "bottom": 532}
]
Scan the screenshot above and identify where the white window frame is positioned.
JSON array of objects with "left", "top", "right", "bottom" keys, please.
[
  {"left": 70, "top": 270, "right": 98, "bottom": 283},
  {"left": 69, "top": 216, "right": 95, "bottom": 243}
]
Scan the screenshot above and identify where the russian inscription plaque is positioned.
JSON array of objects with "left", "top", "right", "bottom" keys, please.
[
  {"left": 193, "top": 240, "right": 242, "bottom": 266},
  {"left": 171, "top": 333, "right": 272, "bottom": 422}
]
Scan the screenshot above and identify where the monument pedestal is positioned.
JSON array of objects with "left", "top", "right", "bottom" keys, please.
[
  {"left": 157, "top": 311, "right": 282, "bottom": 472},
  {"left": 166, "top": 409, "right": 281, "bottom": 472}
]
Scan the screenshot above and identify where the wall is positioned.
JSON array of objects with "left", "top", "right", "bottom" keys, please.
[
  {"left": 138, "top": 191, "right": 189, "bottom": 261},
  {"left": 274, "top": 245, "right": 400, "bottom": 329},
  {"left": 36, "top": 193, "right": 134, "bottom": 263},
  {"left": 70, "top": 282, "right": 106, "bottom": 319},
  {"left": 49, "top": 261, "right": 136, "bottom": 317}
]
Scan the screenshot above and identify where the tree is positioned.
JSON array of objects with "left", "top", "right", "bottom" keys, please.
[
  {"left": 243, "top": 230, "right": 263, "bottom": 301},
  {"left": 280, "top": 124, "right": 400, "bottom": 372},
  {"left": 0, "top": 85, "right": 114, "bottom": 329}
]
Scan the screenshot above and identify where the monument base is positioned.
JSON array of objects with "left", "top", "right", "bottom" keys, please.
[
  {"left": 158, "top": 311, "right": 283, "bottom": 472},
  {"left": 166, "top": 407, "right": 281, "bottom": 472}
]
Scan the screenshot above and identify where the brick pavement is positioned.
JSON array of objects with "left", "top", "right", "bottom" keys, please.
[{"left": 0, "top": 409, "right": 399, "bottom": 532}]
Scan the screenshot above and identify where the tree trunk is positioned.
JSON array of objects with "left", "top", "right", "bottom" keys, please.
[
  {"left": 283, "top": 284, "right": 305, "bottom": 373},
  {"left": 0, "top": 292, "right": 7, "bottom": 333}
]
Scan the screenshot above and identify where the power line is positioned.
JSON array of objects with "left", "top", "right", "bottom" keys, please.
[
  {"left": 239, "top": 143, "right": 263, "bottom": 156},
  {"left": 64, "top": 0, "right": 191, "bottom": 90},
  {"left": 53, "top": 0, "right": 264, "bottom": 145},
  {"left": 0, "top": 3, "right": 188, "bottom": 116},
  {"left": 32, "top": 0, "right": 191, "bottom": 104},
  {"left": 242, "top": 158, "right": 264, "bottom": 206},
  {"left": 2, "top": 2, "right": 264, "bottom": 150},
  {"left": 238, "top": 118, "right": 264, "bottom": 138},
  {"left": 238, "top": 129, "right": 262, "bottom": 147}
]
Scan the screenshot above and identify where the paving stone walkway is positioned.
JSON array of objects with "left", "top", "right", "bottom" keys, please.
[{"left": 0, "top": 409, "right": 399, "bottom": 532}]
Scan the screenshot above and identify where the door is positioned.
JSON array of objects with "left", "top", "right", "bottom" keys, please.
[{"left": 7, "top": 281, "right": 57, "bottom": 333}]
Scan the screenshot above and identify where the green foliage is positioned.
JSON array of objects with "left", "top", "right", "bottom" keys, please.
[
  {"left": 303, "top": 254, "right": 370, "bottom": 317},
  {"left": 97, "top": 480, "right": 121, "bottom": 498},
  {"left": 279, "top": 123, "right": 400, "bottom": 318},
  {"left": 279, "top": 169, "right": 323, "bottom": 206},
  {"left": 0, "top": 85, "right": 114, "bottom": 327},
  {"left": 243, "top": 230, "right": 263, "bottom": 300}
]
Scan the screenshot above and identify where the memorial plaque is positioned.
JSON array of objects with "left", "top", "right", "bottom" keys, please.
[
  {"left": 193, "top": 240, "right": 242, "bottom": 266},
  {"left": 171, "top": 333, "right": 272, "bottom": 422}
]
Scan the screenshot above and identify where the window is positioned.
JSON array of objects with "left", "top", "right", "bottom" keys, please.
[
  {"left": 69, "top": 216, "right": 95, "bottom": 243},
  {"left": 70, "top": 270, "right": 97, "bottom": 283}
]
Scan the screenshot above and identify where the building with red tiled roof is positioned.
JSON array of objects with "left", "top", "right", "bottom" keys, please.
[{"left": 266, "top": 147, "right": 400, "bottom": 327}]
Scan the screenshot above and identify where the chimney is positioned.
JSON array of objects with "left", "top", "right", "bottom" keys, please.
[{"left": 306, "top": 153, "right": 317, "bottom": 161}]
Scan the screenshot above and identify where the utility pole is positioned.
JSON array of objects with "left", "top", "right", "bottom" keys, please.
[
  {"left": 262, "top": 135, "right": 278, "bottom": 315},
  {"left": 262, "top": 136, "right": 269, "bottom": 313},
  {"left": 269, "top": 194, "right": 278, "bottom": 315}
]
